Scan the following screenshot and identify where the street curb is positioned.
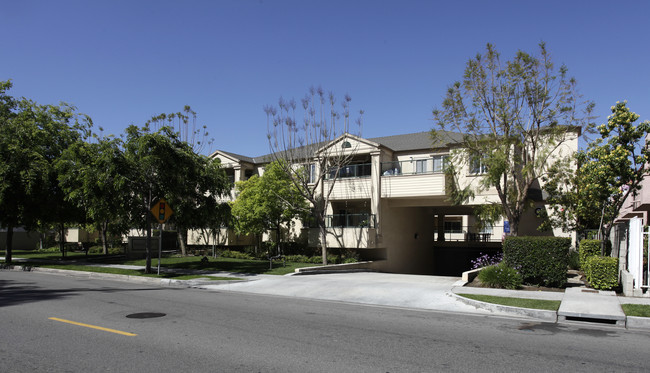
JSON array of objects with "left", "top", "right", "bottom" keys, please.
[
  {"left": 626, "top": 316, "right": 650, "bottom": 330},
  {"left": 3, "top": 265, "right": 247, "bottom": 287},
  {"left": 449, "top": 291, "right": 558, "bottom": 322}
]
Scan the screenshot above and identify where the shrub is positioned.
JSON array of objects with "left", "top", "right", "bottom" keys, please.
[
  {"left": 285, "top": 254, "right": 309, "bottom": 263},
  {"left": 87, "top": 246, "right": 124, "bottom": 255},
  {"left": 568, "top": 249, "right": 580, "bottom": 270},
  {"left": 88, "top": 246, "right": 103, "bottom": 254},
  {"left": 579, "top": 239, "right": 601, "bottom": 268},
  {"left": 503, "top": 236, "right": 570, "bottom": 287},
  {"left": 584, "top": 256, "right": 619, "bottom": 290},
  {"left": 477, "top": 262, "right": 522, "bottom": 289},
  {"left": 37, "top": 246, "right": 60, "bottom": 253},
  {"left": 306, "top": 255, "right": 337, "bottom": 264},
  {"left": 219, "top": 250, "right": 254, "bottom": 260}
]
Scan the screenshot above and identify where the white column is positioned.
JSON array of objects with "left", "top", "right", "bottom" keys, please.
[
  {"left": 628, "top": 217, "right": 643, "bottom": 290},
  {"left": 371, "top": 151, "right": 381, "bottom": 234}
]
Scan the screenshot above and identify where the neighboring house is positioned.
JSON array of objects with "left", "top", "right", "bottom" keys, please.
[
  {"left": 615, "top": 179, "right": 650, "bottom": 226},
  {"left": 197, "top": 130, "right": 577, "bottom": 275},
  {"left": 0, "top": 227, "right": 40, "bottom": 250},
  {"left": 612, "top": 148, "right": 650, "bottom": 289}
]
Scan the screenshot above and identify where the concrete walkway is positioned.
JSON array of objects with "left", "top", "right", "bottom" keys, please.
[{"left": 558, "top": 288, "right": 627, "bottom": 326}]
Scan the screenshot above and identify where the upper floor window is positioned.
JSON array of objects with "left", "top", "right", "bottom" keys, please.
[
  {"left": 470, "top": 155, "right": 488, "bottom": 175},
  {"left": 432, "top": 155, "right": 446, "bottom": 173},
  {"left": 415, "top": 159, "right": 428, "bottom": 174},
  {"left": 308, "top": 163, "right": 316, "bottom": 184}
]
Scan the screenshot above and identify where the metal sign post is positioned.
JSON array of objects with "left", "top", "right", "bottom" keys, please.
[
  {"left": 158, "top": 223, "right": 163, "bottom": 275},
  {"left": 150, "top": 198, "right": 173, "bottom": 276}
]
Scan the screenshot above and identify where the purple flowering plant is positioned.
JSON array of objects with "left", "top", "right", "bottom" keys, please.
[{"left": 470, "top": 252, "right": 503, "bottom": 269}]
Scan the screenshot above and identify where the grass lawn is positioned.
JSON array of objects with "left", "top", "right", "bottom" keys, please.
[
  {"left": 457, "top": 293, "right": 561, "bottom": 311},
  {"left": 621, "top": 304, "right": 650, "bottom": 317},
  {"left": 111, "top": 256, "right": 314, "bottom": 275},
  {"left": 15, "top": 262, "right": 243, "bottom": 281},
  {"left": 9, "top": 249, "right": 110, "bottom": 261},
  {"left": 5, "top": 250, "right": 319, "bottom": 276}
]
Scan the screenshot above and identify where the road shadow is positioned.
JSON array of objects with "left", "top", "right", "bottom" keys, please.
[{"left": 0, "top": 277, "right": 170, "bottom": 309}]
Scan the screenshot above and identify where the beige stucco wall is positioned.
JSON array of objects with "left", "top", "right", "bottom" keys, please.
[
  {"left": 378, "top": 204, "right": 436, "bottom": 274},
  {"left": 0, "top": 228, "right": 40, "bottom": 250}
]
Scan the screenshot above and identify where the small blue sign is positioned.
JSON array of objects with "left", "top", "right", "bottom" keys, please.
[{"left": 504, "top": 221, "right": 510, "bottom": 234}]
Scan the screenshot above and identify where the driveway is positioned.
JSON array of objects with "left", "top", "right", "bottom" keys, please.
[{"left": 199, "top": 271, "right": 511, "bottom": 316}]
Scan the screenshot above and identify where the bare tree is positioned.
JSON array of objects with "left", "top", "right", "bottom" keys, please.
[
  {"left": 146, "top": 105, "right": 214, "bottom": 155},
  {"left": 265, "top": 86, "right": 363, "bottom": 265}
]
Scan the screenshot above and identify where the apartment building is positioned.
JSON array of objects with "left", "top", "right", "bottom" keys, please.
[{"left": 198, "top": 130, "right": 576, "bottom": 275}]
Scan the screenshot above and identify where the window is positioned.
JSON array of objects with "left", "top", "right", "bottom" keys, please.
[
  {"left": 470, "top": 155, "right": 488, "bottom": 175},
  {"left": 444, "top": 221, "right": 462, "bottom": 233},
  {"left": 415, "top": 159, "right": 428, "bottom": 174},
  {"left": 432, "top": 155, "right": 446, "bottom": 173},
  {"left": 308, "top": 164, "right": 316, "bottom": 184},
  {"left": 479, "top": 223, "right": 493, "bottom": 234}
]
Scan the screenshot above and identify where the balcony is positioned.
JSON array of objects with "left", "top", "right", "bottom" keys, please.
[
  {"left": 326, "top": 213, "right": 376, "bottom": 228},
  {"left": 326, "top": 163, "right": 372, "bottom": 179},
  {"left": 433, "top": 225, "right": 504, "bottom": 243},
  {"left": 381, "top": 156, "right": 446, "bottom": 176},
  {"left": 380, "top": 158, "right": 447, "bottom": 198},
  {"left": 307, "top": 214, "right": 376, "bottom": 249}
]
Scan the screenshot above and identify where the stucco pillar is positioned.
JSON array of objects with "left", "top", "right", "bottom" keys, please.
[
  {"left": 371, "top": 151, "right": 381, "bottom": 234},
  {"left": 437, "top": 214, "right": 445, "bottom": 241},
  {"left": 233, "top": 166, "right": 242, "bottom": 183}
]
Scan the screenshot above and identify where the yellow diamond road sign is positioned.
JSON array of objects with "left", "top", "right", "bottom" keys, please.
[{"left": 151, "top": 198, "right": 173, "bottom": 224}]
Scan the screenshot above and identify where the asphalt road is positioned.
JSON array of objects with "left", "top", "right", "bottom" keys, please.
[{"left": 1, "top": 271, "right": 649, "bottom": 372}]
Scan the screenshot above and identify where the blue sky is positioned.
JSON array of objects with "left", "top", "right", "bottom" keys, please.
[{"left": 2, "top": 0, "right": 649, "bottom": 156}]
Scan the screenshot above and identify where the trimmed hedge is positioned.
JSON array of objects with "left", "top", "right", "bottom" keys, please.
[
  {"left": 579, "top": 239, "right": 601, "bottom": 268},
  {"left": 503, "top": 236, "right": 570, "bottom": 287},
  {"left": 584, "top": 256, "right": 619, "bottom": 290}
]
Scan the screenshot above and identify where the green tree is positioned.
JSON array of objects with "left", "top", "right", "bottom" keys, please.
[
  {"left": 0, "top": 80, "right": 90, "bottom": 263},
  {"left": 431, "top": 43, "right": 594, "bottom": 235},
  {"left": 544, "top": 102, "right": 650, "bottom": 246},
  {"left": 123, "top": 123, "right": 230, "bottom": 272},
  {"left": 57, "top": 135, "right": 133, "bottom": 254},
  {"left": 164, "top": 147, "right": 230, "bottom": 256},
  {"left": 231, "top": 160, "right": 308, "bottom": 254}
]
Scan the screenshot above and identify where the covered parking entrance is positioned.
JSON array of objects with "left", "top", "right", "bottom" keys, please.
[{"left": 379, "top": 201, "right": 503, "bottom": 276}]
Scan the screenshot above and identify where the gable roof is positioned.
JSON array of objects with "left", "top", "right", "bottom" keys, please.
[
  {"left": 210, "top": 150, "right": 256, "bottom": 164},
  {"left": 214, "top": 130, "right": 464, "bottom": 165},
  {"left": 368, "top": 130, "right": 463, "bottom": 151}
]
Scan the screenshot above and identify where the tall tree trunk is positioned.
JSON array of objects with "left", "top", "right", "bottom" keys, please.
[
  {"left": 177, "top": 228, "right": 187, "bottom": 256},
  {"left": 276, "top": 225, "right": 281, "bottom": 256},
  {"left": 4, "top": 224, "right": 13, "bottom": 264},
  {"left": 318, "top": 211, "right": 328, "bottom": 265},
  {"left": 101, "top": 221, "right": 109, "bottom": 255},
  {"left": 510, "top": 219, "right": 519, "bottom": 237},
  {"left": 59, "top": 223, "right": 66, "bottom": 259}
]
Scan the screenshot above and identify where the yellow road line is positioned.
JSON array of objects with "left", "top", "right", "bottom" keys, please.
[{"left": 48, "top": 317, "right": 137, "bottom": 337}]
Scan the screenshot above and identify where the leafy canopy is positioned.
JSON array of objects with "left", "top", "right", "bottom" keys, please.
[
  {"left": 544, "top": 101, "right": 650, "bottom": 239},
  {"left": 231, "top": 160, "right": 307, "bottom": 247},
  {"left": 432, "top": 43, "right": 594, "bottom": 235}
]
